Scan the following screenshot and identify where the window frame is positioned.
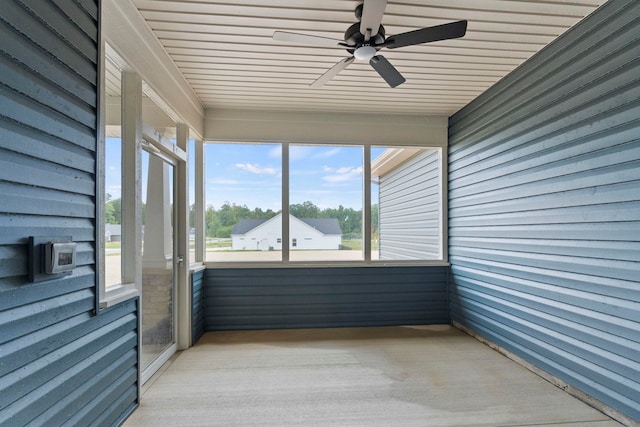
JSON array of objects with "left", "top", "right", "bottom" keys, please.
[
  {"left": 201, "top": 141, "right": 449, "bottom": 267},
  {"left": 98, "top": 46, "right": 141, "bottom": 309}
]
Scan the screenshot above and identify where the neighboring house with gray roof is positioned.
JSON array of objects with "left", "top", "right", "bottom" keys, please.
[
  {"left": 105, "top": 223, "right": 122, "bottom": 242},
  {"left": 231, "top": 213, "right": 341, "bottom": 250}
]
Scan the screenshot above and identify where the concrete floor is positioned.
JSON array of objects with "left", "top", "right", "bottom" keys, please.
[{"left": 124, "top": 325, "right": 621, "bottom": 427}]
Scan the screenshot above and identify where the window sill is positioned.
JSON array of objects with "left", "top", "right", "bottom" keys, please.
[
  {"left": 203, "top": 260, "right": 450, "bottom": 269},
  {"left": 100, "top": 284, "right": 139, "bottom": 309}
]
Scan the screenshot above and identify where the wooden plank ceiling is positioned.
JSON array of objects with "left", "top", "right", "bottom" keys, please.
[{"left": 131, "top": 0, "right": 602, "bottom": 115}]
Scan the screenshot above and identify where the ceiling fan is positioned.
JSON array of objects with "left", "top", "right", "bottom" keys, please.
[{"left": 273, "top": 0, "right": 467, "bottom": 88}]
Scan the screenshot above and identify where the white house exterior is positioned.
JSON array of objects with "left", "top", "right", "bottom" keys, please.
[
  {"left": 105, "top": 223, "right": 122, "bottom": 242},
  {"left": 231, "top": 213, "right": 341, "bottom": 250},
  {"left": 371, "top": 147, "right": 442, "bottom": 260}
]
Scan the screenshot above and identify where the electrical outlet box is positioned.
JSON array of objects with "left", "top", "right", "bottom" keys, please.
[
  {"left": 28, "top": 236, "right": 76, "bottom": 282},
  {"left": 44, "top": 241, "right": 77, "bottom": 274}
]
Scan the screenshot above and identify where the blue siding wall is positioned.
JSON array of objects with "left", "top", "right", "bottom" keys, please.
[
  {"left": 204, "top": 266, "right": 449, "bottom": 330},
  {"left": 379, "top": 149, "right": 442, "bottom": 260},
  {"left": 0, "top": 0, "right": 139, "bottom": 425},
  {"left": 448, "top": 0, "right": 640, "bottom": 422},
  {"left": 191, "top": 269, "right": 205, "bottom": 343}
]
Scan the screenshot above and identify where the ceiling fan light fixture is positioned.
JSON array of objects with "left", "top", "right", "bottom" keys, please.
[{"left": 354, "top": 45, "right": 376, "bottom": 61}]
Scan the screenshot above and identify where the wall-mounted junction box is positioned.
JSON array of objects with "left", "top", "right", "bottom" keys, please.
[{"left": 28, "top": 236, "right": 77, "bottom": 282}]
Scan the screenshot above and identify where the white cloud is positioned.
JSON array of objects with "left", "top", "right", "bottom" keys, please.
[
  {"left": 235, "top": 163, "right": 278, "bottom": 175},
  {"left": 268, "top": 145, "right": 281, "bottom": 158},
  {"left": 313, "top": 147, "right": 341, "bottom": 159},
  {"left": 322, "top": 166, "right": 362, "bottom": 183},
  {"left": 106, "top": 185, "right": 122, "bottom": 199},
  {"left": 290, "top": 145, "right": 313, "bottom": 161}
]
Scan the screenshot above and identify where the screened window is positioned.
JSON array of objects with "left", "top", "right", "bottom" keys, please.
[
  {"left": 104, "top": 55, "right": 123, "bottom": 289},
  {"left": 371, "top": 147, "right": 442, "bottom": 260},
  {"left": 204, "top": 143, "right": 444, "bottom": 264},
  {"left": 205, "top": 143, "right": 282, "bottom": 262}
]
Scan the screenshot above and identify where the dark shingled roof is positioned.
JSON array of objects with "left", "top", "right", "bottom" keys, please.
[
  {"left": 231, "top": 216, "right": 342, "bottom": 235},
  {"left": 231, "top": 218, "right": 269, "bottom": 234},
  {"left": 299, "top": 218, "right": 342, "bottom": 235}
]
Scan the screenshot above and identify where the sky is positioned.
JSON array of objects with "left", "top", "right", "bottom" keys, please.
[
  {"left": 105, "top": 139, "right": 384, "bottom": 211},
  {"left": 206, "top": 143, "right": 368, "bottom": 211}
]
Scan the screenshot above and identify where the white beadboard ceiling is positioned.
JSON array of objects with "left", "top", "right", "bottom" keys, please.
[{"left": 130, "top": 0, "right": 602, "bottom": 116}]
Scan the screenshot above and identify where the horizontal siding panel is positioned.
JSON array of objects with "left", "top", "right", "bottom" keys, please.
[
  {"left": 450, "top": 127, "right": 640, "bottom": 195},
  {"left": 206, "top": 310, "right": 450, "bottom": 331},
  {"left": 449, "top": 59, "right": 640, "bottom": 164},
  {"left": 0, "top": 116, "right": 94, "bottom": 172},
  {"left": 204, "top": 267, "right": 449, "bottom": 330},
  {"left": 192, "top": 270, "right": 205, "bottom": 343},
  {"left": 0, "top": 242, "right": 94, "bottom": 280},
  {"left": 450, "top": 300, "right": 640, "bottom": 421},
  {"left": 448, "top": 0, "right": 640, "bottom": 142},
  {"left": 52, "top": 0, "right": 98, "bottom": 42},
  {"left": 379, "top": 149, "right": 442, "bottom": 260},
  {"left": 0, "top": 288, "right": 95, "bottom": 344},
  {"left": 0, "top": 316, "right": 136, "bottom": 409},
  {"left": 450, "top": 260, "right": 638, "bottom": 302},
  {"left": 0, "top": 148, "right": 94, "bottom": 195},
  {"left": 0, "top": 0, "right": 97, "bottom": 83},
  {"left": 0, "top": 19, "right": 96, "bottom": 107},
  {"left": 0, "top": 266, "right": 94, "bottom": 310},
  {"left": 0, "top": 90, "right": 95, "bottom": 152},
  {"left": 451, "top": 274, "right": 640, "bottom": 339},
  {"left": 451, "top": 293, "right": 640, "bottom": 392},
  {"left": 449, "top": 237, "right": 639, "bottom": 262},
  {"left": 74, "top": 0, "right": 99, "bottom": 23},
  {"left": 449, "top": 222, "right": 640, "bottom": 242},
  {"left": 2, "top": 332, "right": 137, "bottom": 426},
  {"left": 0, "top": 299, "right": 139, "bottom": 426},
  {"left": 450, "top": 180, "right": 639, "bottom": 217},
  {"left": 207, "top": 300, "right": 446, "bottom": 320},
  {"left": 68, "top": 366, "right": 137, "bottom": 427},
  {"left": 208, "top": 281, "right": 438, "bottom": 297},
  {"left": 449, "top": 248, "right": 637, "bottom": 282},
  {"left": 451, "top": 288, "right": 639, "bottom": 363},
  {"left": 209, "top": 292, "right": 447, "bottom": 307},
  {"left": 30, "top": 355, "right": 136, "bottom": 427},
  {"left": 0, "top": 181, "right": 94, "bottom": 217},
  {"left": 1, "top": 1, "right": 138, "bottom": 425},
  {"left": 449, "top": 201, "right": 640, "bottom": 227},
  {"left": 0, "top": 298, "right": 133, "bottom": 377},
  {"left": 450, "top": 105, "right": 640, "bottom": 188},
  {"left": 0, "top": 216, "right": 95, "bottom": 246},
  {"left": 0, "top": 55, "right": 95, "bottom": 128},
  {"left": 21, "top": 0, "right": 98, "bottom": 61},
  {"left": 450, "top": 147, "right": 640, "bottom": 205},
  {"left": 448, "top": 0, "right": 639, "bottom": 422}
]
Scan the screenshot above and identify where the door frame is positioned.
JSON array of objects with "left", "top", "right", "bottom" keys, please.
[{"left": 139, "top": 130, "right": 189, "bottom": 385}]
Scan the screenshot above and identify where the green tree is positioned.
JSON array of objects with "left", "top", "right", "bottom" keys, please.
[
  {"left": 371, "top": 203, "right": 379, "bottom": 239},
  {"left": 105, "top": 198, "right": 122, "bottom": 224},
  {"left": 290, "top": 201, "right": 319, "bottom": 218}
]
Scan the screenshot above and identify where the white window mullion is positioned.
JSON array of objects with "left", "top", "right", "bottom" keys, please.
[
  {"left": 440, "top": 148, "right": 448, "bottom": 263},
  {"left": 363, "top": 145, "right": 372, "bottom": 262},
  {"left": 121, "top": 71, "right": 142, "bottom": 289},
  {"left": 282, "top": 142, "right": 290, "bottom": 262},
  {"left": 195, "top": 139, "right": 205, "bottom": 263}
]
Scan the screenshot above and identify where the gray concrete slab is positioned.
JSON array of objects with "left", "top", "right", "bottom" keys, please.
[{"left": 124, "top": 326, "right": 621, "bottom": 427}]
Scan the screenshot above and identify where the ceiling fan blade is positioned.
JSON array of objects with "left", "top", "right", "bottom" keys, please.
[
  {"left": 360, "top": 0, "right": 387, "bottom": 38},
  {"left": 310, "top": 57, "right": 355, "bottom": 88},
  {"left": 385, "top": 20, "right": 468, "bottom": 49},
  {"left": 370, "top": 55, "right": 405, "bottom": 88},
  {"left": 273, "top": 31, "right": 345, "bottom": 48}
]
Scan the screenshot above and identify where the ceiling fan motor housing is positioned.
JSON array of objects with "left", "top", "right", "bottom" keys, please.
[{"left": 344, "top": 22, "right": 385, "bottom": 54}]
